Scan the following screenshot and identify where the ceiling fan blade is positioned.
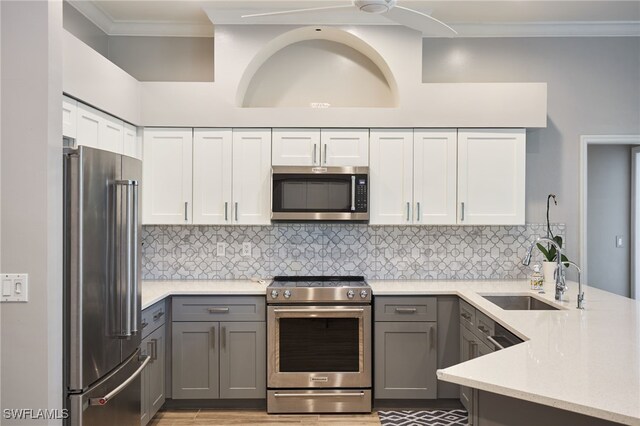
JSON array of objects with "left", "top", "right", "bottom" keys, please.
[
  {"left": 384, "top": 5, "right": 457, "bottom": 37},
  {"left": 242, "top": 4, "right": 352, "bottom": 19}
]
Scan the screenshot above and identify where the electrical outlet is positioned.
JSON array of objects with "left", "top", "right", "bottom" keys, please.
[
  {"left": 242, "top": 242, "right": 252, "bottom": 257},
  {"left": 616, "top": 235, "right": 624, "bottom": 248},
  {"left": 216, "top": 242, "right": 226, "bottom": 257}
]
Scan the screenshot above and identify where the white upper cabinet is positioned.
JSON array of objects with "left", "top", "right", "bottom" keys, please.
[
  {"left": 62, "top": 96, "right": 77, "bottom": 139},
  {"left": 232, "top": 129, "right": 272, "bottom": 225},
  {"left": 369, "top": 129, "right": 414, "bottom": 225},
  {"left": 320, "top": 129, "right": 369, "bottom": 166},
  {"left": 76, "top": 103, "right": 101, "bottom": 149},
  {"left": 123, "top": 123, "right": 142, "bottom": 160},
  {"left": 192, "top": 129, "right": 233, "bottom": 225},
  {"left": 272, "top": 128, "right": 320, "bottom": 166},
  {"left": 457, "top": 129, "right": 526, "bottom": 225},
  {"left": 142, "top": 128, "right": 193, "bottom": 225},
  {"left": 100, "top": 114, "right": 124, "bottom": 154},
  {"left": 414, "top": 129, "right": 458, "bottom": 225}
]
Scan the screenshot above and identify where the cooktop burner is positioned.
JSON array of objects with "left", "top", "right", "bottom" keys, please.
[{"left": 268, "top": 276, "right": 371, "bottom": 303}]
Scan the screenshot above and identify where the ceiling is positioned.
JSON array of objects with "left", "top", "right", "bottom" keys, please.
[{"left": 68, "top": 0, "right": 640, "bottom": 37}]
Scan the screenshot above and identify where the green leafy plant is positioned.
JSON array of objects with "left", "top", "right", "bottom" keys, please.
[{"left": 537, "top": 194, "right": 570, "bottom": 264}]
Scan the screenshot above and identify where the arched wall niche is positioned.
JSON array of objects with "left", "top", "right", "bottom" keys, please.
[{"left": 236, "top": 26, "right": 399, "bottom": 108}]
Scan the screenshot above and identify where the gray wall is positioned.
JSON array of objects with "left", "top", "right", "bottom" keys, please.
[
  {"left": 587, "top": 145, "right": 634, "bottom": 296},
  {"left": 423, "top": 37, "right": 640, "bottom": 274},
  {"left": 1, "top": 1, "right": 63, "bottom": 424},
  {"left": 62, "top": 0, "right": 108, "bottom": 57},
  {"left": 62, "top": 1, "right": 214, "bottom": 82}
]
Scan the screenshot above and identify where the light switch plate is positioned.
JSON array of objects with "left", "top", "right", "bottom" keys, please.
[
  {"left": 1, "top": 274, "right": 28, "bottom": 302},
  {"left": 616, "top": 235, "right": 624, "bottom": 248}
]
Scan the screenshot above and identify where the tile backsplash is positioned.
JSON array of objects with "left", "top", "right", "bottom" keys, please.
[{"left": 142, "top": 224, "right": 565, "bottom": 281}]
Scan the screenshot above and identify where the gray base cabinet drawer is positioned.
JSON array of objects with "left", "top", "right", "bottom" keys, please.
[
  {"left": 374, "top": 321, "right": 437, "bottom": 399},
  {"left": 459, "top": 299, "right": 476, "bottom": 331},
  {"left": 473, "top": 310, "right": 495, "bottom": 348},
  {"left": 172, "top": 296, "right": 266, "bottom": 322},
  {"left": 142, "top": 300, "right": 167, "bottom": 339},
  {"left": 375, "top": 297, "right": 437, "bottom": 322}
]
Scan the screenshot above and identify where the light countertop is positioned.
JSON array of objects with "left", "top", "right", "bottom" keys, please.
[{"left": 142, "top": 278, "right": 640, "bottom": 425}]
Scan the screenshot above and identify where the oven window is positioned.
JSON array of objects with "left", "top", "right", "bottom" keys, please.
[
  {"left": 278, "top": 318, "right": 359, "bottom": 372},
  {"left": 273, "top": 176, "right": 351, "bottom": 212}
]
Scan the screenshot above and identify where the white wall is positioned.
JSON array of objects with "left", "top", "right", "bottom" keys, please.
[
  {"left": 1, "top": 1, "right": 63, "bottom": 424},
  {"left": 62, "top": 0, "right": 108, "bottom": 57},
  {"left": 587, "top": 145, "right": 634, "bottom": 296},
  {"left": 422, "top": 37, "right": 640, "bottom": 269}
]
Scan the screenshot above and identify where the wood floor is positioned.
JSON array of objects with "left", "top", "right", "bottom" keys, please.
[{"left": 149, "top": 409, "right": 382, "bottom": 425}]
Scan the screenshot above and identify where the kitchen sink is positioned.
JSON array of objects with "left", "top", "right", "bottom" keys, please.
[{"left": 481, "top": 295, "right": 560, "bottom": 311}]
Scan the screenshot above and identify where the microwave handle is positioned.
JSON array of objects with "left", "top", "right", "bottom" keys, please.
[{"left": 351, "top": 176, "right": 356, "bottom": 211}]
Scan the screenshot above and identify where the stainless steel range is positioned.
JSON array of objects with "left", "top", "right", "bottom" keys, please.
[{"left": 267, "top": 276, "right": 372, "bottom": 414}]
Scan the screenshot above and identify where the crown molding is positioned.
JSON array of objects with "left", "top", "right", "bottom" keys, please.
[
  {"left": 66, "top": 1, "right": 639, "bottom": 38},
  {"left": 447, "top": 21, "right": 640, "bottom": 38}
]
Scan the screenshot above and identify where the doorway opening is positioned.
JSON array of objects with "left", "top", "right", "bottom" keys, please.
[{"left": 580, "top": 135, "right": 640, "bottom": 299}]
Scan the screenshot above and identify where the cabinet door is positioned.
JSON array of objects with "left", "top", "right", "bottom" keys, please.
[
  {"left": 172, "top": 322, "right": 219, "bottom": 399},
  {"left": 374, "top": 321, "right": 437, "bottom": 399},
  {"left": 123, "top": 123, "right": 141, "bottom": 159},
  {"left": 272, "top": 128, "right": 320, "bottom": 166},
  {"left": 232, "top": 129, "right": 271, "bottom": 225},
  {"left": 414, "top": 129, "right": 458, "bottom": 225},
  {"left": 219, "top": 322, "right": 266, "bottom": 399},
  {"left": 369, "top": 129, "right": 413, "bottom": 225},
  {"left": 76, "top": 103, "right": 101, "bottom": 149},
  {"left": 140, "top": 335, "right": 151, "bottom": 426},
  {"left": 100, "top": 114, "right": 124, "bottom": 154},
  {"left": 460, "top": 325, "right": 477, "bottom": 414},
  {"left": 62, "top": 96, "right": 77, "bottom": 139},
  {"left": 147, "top": 325, "right": 166, "bottom": 419},
  {"left": 142, "top": 128, "right": 193, "bottom": 224},
  {"left": 321, "top": 129, "right": 369, "bottom": 166},
  {"left": 193, "top": 129, "right": 233, "bottom": 225},
  {"left": 458, "top": 129, "right": 526, "bottom": 225}
]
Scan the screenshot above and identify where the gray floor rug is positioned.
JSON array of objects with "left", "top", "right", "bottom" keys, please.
[{"left": 378, "top": 410, "right": 468, "bottom": 426}]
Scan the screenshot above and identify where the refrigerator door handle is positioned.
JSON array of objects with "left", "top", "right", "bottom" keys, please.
[
  {"left": 89, "top": 355, "right": 150, "bottom": 406},
  {"left": 113, "top": 179, "right": 139, "bottom": 338}
]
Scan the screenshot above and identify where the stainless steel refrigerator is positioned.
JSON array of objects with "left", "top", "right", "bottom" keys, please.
[{"left": 64, "top": 145, "right": 148, "bottom": 426}]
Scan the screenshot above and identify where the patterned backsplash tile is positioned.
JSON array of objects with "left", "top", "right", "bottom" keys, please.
[{"left": 141, "top": 224, "right": 565, "bottom": 281}]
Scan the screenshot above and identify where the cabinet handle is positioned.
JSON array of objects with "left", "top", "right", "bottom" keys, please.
[
  {"left": 224, "top": 202, "right": 228, "bottom": 221},
  {"left": 395, "top": 307, "right": 417, "bottom": 314},
  {"left": 222, "top": 326, "right": 226, "bottom": 350},
  {"left": 211, "top": 327, "right": 215, "bottom": 349},
  {"left": 461, "top": 312, "right": 471, "bottom": 320},
  {"left": 416, "top": 202, "right": 420, "bottom": 222},
  {"left": 152, "top": 311, "right": 164, "bottom": 321},
  {"left": 141, "top": 320, "right": 148, "bottom": 330},
  {"left": 150, "top": 338, "right": 158, "bottom": 361},
  {"left": 478, "top": 325, "right": 490, "bottom": 334},
  {"left": 406, "top": 202, "right": 410, "bottom": 222},
  {"left": 323, "top": 144, "right": 327, "bottom": 165},
  {"left": 461, "top": 202, "right": 465, "bottom": 222},
  {"left": 469, "top": 341, "right": 477, "bottom": 359},
  {"left": 235, "top": 202, "right": 238, "bottom": 222},
  {"left": 313, "top": 144, "right": 317, "bottom": 164},
  {"left": 429, "top": 325, "right": 435, "bottom": 349},
  {"left": 184, "top": 202, "right": 188, "bottom": 221},
  {"left": 208, "top": 307, "right": 230, "bottom": 314}
]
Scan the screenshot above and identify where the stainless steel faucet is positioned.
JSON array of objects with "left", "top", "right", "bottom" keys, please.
[
  {"left": 564, "top": 261, "right": 585, "bottom": 309},
  {"left": 522, "top": 237, "right": 567, "bottom": 302}
]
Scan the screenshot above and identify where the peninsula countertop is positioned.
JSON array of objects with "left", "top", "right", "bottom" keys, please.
[{"left": 142, "top": 278, "right": 640, "bottom": 425}]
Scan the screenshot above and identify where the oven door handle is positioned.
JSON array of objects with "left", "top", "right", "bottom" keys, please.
[
  {"left": 273, "top": 308, "right": 365, "bottom": 314},
  {"left": 273, "top": 392, "right": 365, "bottom": 398}
]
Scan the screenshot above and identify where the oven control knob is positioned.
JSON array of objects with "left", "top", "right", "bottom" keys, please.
[
  {"left": 284, "top": 290, "right": 291, "bottom": 299},
  {"left": 347, "top": 290, "right": 355, "bottom": 299},
  {"left": 360, "top": 290, "right": 368, "bottom": 299},
  {"left": 270, "top": 290, "right": 279, "bottom": 299}
]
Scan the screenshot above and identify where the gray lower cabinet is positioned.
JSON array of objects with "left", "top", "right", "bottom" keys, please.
[
  {"left": 172, "top": 322, "right": 220, "bottom": 399},
  {"left": 172, "top": 318, "right": 266, "bottom": 400},
  {"left": 141, "top": 301, "right": 167, "bottom": 426},
  {"left": 374, "top": 321, "right": 438, "bottom": 399},
  {"left": 219, "top": 322, "right": 266, "bottom": 399},
  {"left": 459, "top": 326, "right": 477, "bottom": 414}
]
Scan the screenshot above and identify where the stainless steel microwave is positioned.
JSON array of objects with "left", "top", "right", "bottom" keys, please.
[{"left": 271, "top": 166, "right": 369, "bottom": 222}]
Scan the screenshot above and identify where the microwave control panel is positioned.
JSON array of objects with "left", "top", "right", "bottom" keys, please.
[{"left": 354, "top": 175, "right": 368, "bottom": 212}]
